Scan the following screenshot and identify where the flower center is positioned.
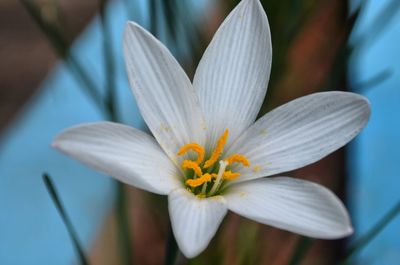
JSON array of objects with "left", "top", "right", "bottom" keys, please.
[{"left": 177, "top": 129, "right": 250, "bottom": 197}]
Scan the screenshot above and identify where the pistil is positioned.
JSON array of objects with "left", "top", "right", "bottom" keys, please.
[{"left": 209, "top": 160, "right": 228, "bottom": 195}]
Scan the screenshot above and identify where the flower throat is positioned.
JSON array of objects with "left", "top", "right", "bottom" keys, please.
[{"left": 177, "top": 129, "right": 250, "bottom": 197}]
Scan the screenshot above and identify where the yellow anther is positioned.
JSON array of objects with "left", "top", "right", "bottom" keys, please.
[
  {"left": 202, "top": 173, "right": 212, "bottom": 182},
  {"left": 186, "top": 173, "right": 212, "bottom": 188},
  {"left": 204, "top": 129, "right": 229, "bottom": 168},
  {"left": 182, "top": 160, "right": 203, "bottom": 177},
  {"left": 222, "top": 171, "right": 241, "bottom": 180},
  {"left": 224, "top": 154, "right": 250, "bottom": 167},
  {"left": 177, "top": 143, "right": 205, "bottom": 164},
  {"left": 186, "top": 178, "right": 204, "bottom": 187}
]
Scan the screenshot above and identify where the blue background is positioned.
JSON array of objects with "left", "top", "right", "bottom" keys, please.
[{"left": 348, "top": 0, "right": 400, "bottom": 264}]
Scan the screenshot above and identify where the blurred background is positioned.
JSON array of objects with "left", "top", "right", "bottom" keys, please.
[{"left": 0, "top": 0, "right": 399, "bottom": 264}]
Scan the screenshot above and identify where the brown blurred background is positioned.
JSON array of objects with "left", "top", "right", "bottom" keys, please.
[{"left": 0, "top": 0, "right": 98, "bottom": 133}]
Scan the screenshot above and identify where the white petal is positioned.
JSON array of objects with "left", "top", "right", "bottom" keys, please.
[
  {"left": 225, "top": 177, "right": 353, "bottom": 238},
  {"left": 193, "top": 0, "right": 272, "bottom": 151},
  {"left": 168, "top": 188, "right": 227, "bottom": 258},
  {"left": 226, "top": 92, "right": 370, "bottom": 182},
  {"left": 53, "top": 122, "right": 181, "bottom": 195},
  {"left": 124, "top": 22, "right": 206, "bottom": 162}
]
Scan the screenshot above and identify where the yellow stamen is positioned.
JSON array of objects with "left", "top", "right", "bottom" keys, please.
[
  {"left": 182, "top": 160, "right": 203, "bottom": 177},
  {"left": 177, "top": 128, "right": 252, "bottom": 195},
  {"left": 222, "top": 171, "right": 241, "bottom": 180},
  {"left": 186, "top": 173, "right": 212, "bottom": 188},
  {"left": 177, "top": 143, "right": 205, "bottom": 164},
  {"left": 224, "top": 154, "right": 250, "bottom": 167},
  {"left": 204, "top": 129, "right": 229, "bottom": 168}
]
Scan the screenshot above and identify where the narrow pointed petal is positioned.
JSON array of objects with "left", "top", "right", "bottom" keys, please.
[
  {"left": 226, "top": 92, "right": 370, "bottom": 182},
  {"left": 53, "top": 122, "right": 180, "bottom": 195},
  {"left": 124, "top": 22, "right": 206, "bottom": 162},
  {"left": 168, "top": 188, "right": 227, "bottom": 258},
  {"left": 225, "top": 177, "right": 353, "bottom": 238},
  {"left": 193, "top": 0, "right": 272, "bottom": 150}
]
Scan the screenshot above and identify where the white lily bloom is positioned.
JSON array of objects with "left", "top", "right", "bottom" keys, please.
[{"left": 53, "top": 0, "right": 370, "bottom": 258}]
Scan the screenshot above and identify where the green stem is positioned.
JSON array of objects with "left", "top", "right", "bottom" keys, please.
[
  {"left": 99, "top": 0, "right": 117, "bottom": 121},
  {"left": 164, "top": 225, "right": 180, "bottom": 265},
  {"left": 43, "top": 173, "right": 89, "bottom": 265},
  {"left": 288, "top": 236, "right": 313, "bottom": 265},
  {"left": 339, "top": 200, "right": 400, "bottom": 265},
  {"left": 116, "top": 183, "right": 134, "bottom": 265},
  {"left": 99, "top": 2, "right": 133, "bottom": 264}
]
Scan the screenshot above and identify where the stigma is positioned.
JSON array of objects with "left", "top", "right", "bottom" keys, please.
[{"left": 177, "top": 129, "right": 250, "bottom": 196}]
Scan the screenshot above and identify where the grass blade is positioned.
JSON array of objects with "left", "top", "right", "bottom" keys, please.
[
  {"left": 19, "top": 0, "right": 105, "bottom": 115},
  {"left": 161, "top": 0, "right": 177, "bottom": 41},
  {"left": 99, "top": 0, "right": 118, "bottom": 121},
  {"left": 99, "top": 2, "right": 133, "bottom": 264},
  {"left": 20, "top": 0, "right": 67, "bottom": 56},
  {"left": 339, "top": 200, "right": 400, "bottom": 265},
  {"left": 164, "top": 225, "right": 180, "bottom": 265},
  {"left": 149, "top": 0, "right": 158, "bottom": 36},
  {"left": 43, "top": 173, "right": 89, "bottom": 265}
]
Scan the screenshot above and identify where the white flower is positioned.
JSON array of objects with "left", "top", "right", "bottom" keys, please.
[{"left": 53, "top": 0, "right": 370, "bottom": 258}]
